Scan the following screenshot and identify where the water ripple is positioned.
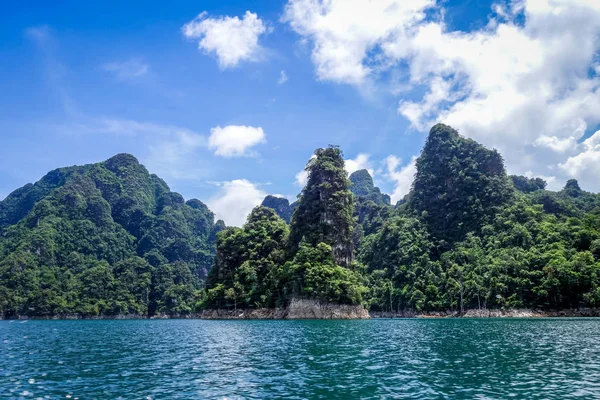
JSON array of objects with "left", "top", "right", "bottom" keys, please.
[{"left": 1, "top": 319, "right": 600, "bottom": 399}]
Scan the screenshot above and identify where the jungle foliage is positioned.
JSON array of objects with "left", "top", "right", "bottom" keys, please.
[
  {"left": 3, "top": 123, "right": 600, "bottom": 317},
  {"left": 203, "top": 146, "right": 367, "bottom": 309},
  {"left": 0, "top": 154, "right": 223, "bottom": 317},
  {"left": 257, "top": 124, "right": 600, "bottom": 313}
]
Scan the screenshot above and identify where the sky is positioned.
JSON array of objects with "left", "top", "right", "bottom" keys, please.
[{"left": 1, "top": 0, "right": 599, "bottom": 226}]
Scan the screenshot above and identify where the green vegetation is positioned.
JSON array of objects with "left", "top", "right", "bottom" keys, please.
[
  {"left": 289, "top": 146, "right": 355, "bottom": 267},
  {"left": 409, "top": 124, "right": 515, "bottom": 245},
  {"left": 510, "top": 175, "right": 547, "bottom": 194},
  {"left": 360, "top": 124, "right": 600, "bottom": 312},
  {"left": 350, "top": 169, "right": 392, "bottom": 243},
  {"left": 3, "top": 123, "right": 600, "bottom": 318},
  {"left": 0, "top": 154, "right": 222, "bottom": 317},
  {"left": 204, "top": 206, "right": 288, "bottom": 309},
  {"left": 203, "top": 146, "right": 367, "bottom": 309}
]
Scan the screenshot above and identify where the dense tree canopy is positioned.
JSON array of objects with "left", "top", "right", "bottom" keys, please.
[
  {"left": 358, "top": 125, "right": 600, "bottom": 313},
  {"left": 349, "top": 169, "right": 393, "bottom": 243},
  {"left": 408, "top": 124, "right": 515, "bottom": 245},
  {"left": 3, "top": 124, "right": 600, "bottom": 318},
  {"left": 511, "top": 175, "right": 547, "bottom": 194},
  {"left": 206, "top": 147, "right": 367, "bottom": 308},
  {"left": 0, "top": 154, "right": 222, "bottom": 317},
  {"left": 204, "top": 206, "right": 289, "bottom": 309},
  {"left": 349, "top": 169, "right": 390, "bottom": 205}
]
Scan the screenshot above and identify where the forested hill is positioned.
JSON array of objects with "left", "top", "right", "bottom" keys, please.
[
  {"left": 0, "top": 154, "right": 224, "bottom": 318},
  {"left": 3, "top": 123, "right": 600, "bottom": 319},
  {"left": 210, "top": 124, "right": 600, "bottom": 314}
]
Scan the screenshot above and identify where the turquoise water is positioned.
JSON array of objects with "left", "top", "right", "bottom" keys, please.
[{"left": 1, "top": 319, "right": 600, "bottom": 399}]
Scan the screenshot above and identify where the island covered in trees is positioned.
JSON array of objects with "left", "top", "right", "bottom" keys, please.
[{"left": 1, "top": 124, "right": 600, "bottom": 319}]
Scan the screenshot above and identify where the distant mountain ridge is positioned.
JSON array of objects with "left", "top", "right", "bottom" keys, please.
[
  {"left": 260, "top": 195, "right": 297, "bottom": 223},
  {"left": 349, "top": 169, "right": 390, "bottom": 205}
]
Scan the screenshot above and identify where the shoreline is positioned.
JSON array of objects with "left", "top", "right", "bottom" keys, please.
[
  {"left": 370, "top": 308, "right": 600, "bottom": 318},
  {"left": 4, "top": 307, "right": 600, "bottom": 320}
]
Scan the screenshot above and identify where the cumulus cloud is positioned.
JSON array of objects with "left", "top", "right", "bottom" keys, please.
[
  {"left": 103, "top": 59, "right": 149, "bottom": 80},
  {"left": 295, "top": 169, "right": 308, "bottom": 187},
  {"left": 294, "top": 154, "right": 317, "bottom": 187},
  {"left": 398, "top": 2, "right": 600, "bottom": 183},
  {"left": 207, "top": 179, "right": 267, "bottom": 226},
  {"left": 183, "top": 11, "right": 269, "bottom": 68},
  {"left": 533, "top": 135, "right": 578, "bottom": 153},
  {"left": 345, "top": 153, "right": 374, "bottom": 176},
  {"left": 282, "top": 0, "right": 434, "bottom": 84},
  {"left": 559, "top": 130, "right": 600, "bottom": 190},
  {"left": 283, "top": 0, "right": 600, "bottom": 191},
  {"left": 384, "top": 155, "right": 417, "bottom": 204},
  {"left": 208, "top": 125, "right": 266, "bottom": 157}
]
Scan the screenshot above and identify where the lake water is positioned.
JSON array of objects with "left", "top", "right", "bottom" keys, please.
[{"left": 1, "top": 319, "right": 600, "bottom": 399}]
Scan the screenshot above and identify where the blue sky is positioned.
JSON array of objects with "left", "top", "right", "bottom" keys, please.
[{"left": 1, "top": 0, "right": 600, "bottom": 226}]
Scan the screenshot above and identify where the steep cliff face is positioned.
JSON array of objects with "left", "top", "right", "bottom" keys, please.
[
  {"left": 408, "top": 124, "right": 514, "bottom": 244},
  {"left": 199, "top": 298, "right": 370, "bottom": 319},
  {"left": 285, "top": 298, "right": 369, "bottom": 319},
  {"left": 289, "top": 146, "right": 355, "bottom": 267}
]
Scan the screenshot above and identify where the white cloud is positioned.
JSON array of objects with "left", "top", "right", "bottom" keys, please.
[
  {"left": 295, "top": 169, "right": 308, "bottom": 187},
  {"left": 284, "top": 0, "right": 600, "bottom": 191},
  {"left": 345, "top": 153, "right": 374, "bottom": 176},
  {"left": 208, "top": 125, "right": 266, "bottom": 157},
  {"left": 399, "top": 76, "right": 459, "bottom": 131},
  {"left": 207, "top": 179, "right": 267, "bottom": 226},
  {"left": 384, "top": 155, "right": 417, "bottom": 204},
  {"left": 103, "top": 59, "right": 149, "bottom": 80},
  {"left": 533, "top": 135, "right": 577, "bottom": 153},
  {"left": 183, "top": 11, "right": 269, "bottom": 68},
  {"left": 278, "top": 70, "right": 288, "bottom": 84},
  {"left": 559, "top": 130, "right": 600, "bottom": 190},
  {"left": 282, "top": 0, "right": 435, "bottom": 84}
]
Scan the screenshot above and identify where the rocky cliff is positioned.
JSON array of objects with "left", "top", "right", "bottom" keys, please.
[{"left": 200, "top": 298, "right": 370, "bottom": 319}]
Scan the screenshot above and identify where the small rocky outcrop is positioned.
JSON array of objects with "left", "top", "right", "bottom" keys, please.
[
  {"left": 285, "top": 298, "right": 369, "bottom": 319},
  {"left": 200, "top": 298, "right": 370, "bottom": 320}
]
